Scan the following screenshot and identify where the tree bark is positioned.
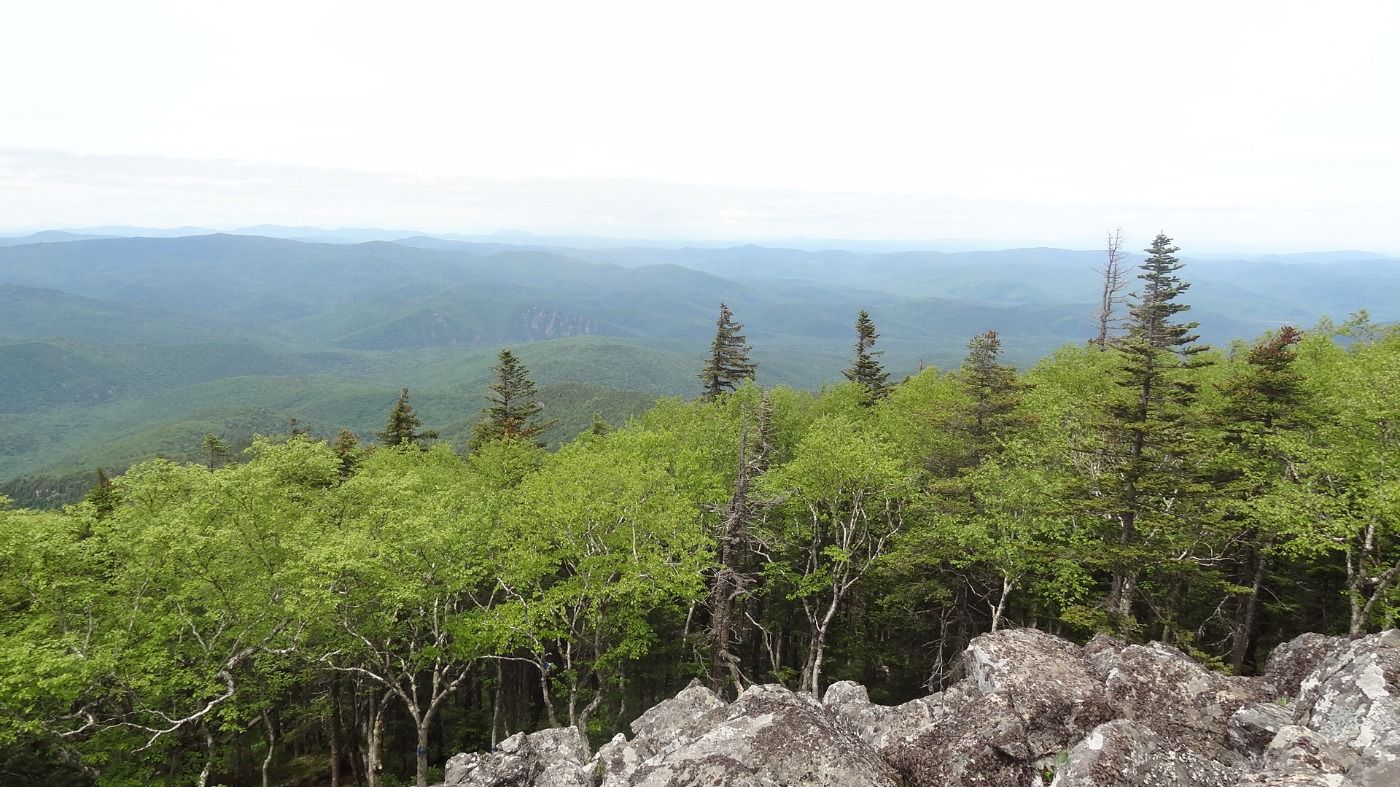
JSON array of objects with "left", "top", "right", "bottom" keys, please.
[{"left": 1229, "top": 546, "right": 1266, "bottom": 673}]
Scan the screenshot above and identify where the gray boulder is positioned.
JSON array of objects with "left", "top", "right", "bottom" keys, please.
[
  {"left": 885, "top": 681, "right": 1040, "bottom": 787},
  {"left": 1227, "top": 702, "right": 1293, "bottom": 758},
  {"left": 964, "top": 628, "right": 1116, "bottom": 755},
  {"left": 821, "top": 680, "right": 943, "bottom": 752},
  {"left": 442, "top": 728, "right": 589, "bottom": 787},
  {"left": 626, "top": 678, "right": 727, "bottom": 760},
  {"left": 627, "top": 683, "right": 899, "bottom": 787},
  {"left": 591, "top": 733, "right": 642, "bottom": 787},
  {"left": 1263, "top": 633, "right": 1348, "bottom": 699},
  {"left": 1050, "top": 718, "right": 1236, "bottom": 787},
  {"left": 1293, "top": 629, "right": 1400, "bottom": 783},
  {"left": 1103, "top": 641, "right": 1270, "bottom": 761},
  {"left": 1231, "top": 724, "right": 1355, "bottom": 786},
  {"left": 1083, "top": 632, "right": 1127, "bottom": 680}
]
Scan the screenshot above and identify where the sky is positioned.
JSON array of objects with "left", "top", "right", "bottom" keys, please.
[{"left": 2, "top": 1, "right": 1398, "bottom": 252}]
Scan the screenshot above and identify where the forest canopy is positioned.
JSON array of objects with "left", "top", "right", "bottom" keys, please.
[{"left": 2, "top": 243, "right": 1399, "bottom": 786}]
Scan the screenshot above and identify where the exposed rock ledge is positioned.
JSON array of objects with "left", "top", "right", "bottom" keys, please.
[{"left": 437, "top": 628, "right": 1399, "bottom": 787}]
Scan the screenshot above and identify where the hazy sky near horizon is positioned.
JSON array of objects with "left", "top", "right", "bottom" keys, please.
[{"left": 3, "top": 1, "right": 1398, "bottom": 251}]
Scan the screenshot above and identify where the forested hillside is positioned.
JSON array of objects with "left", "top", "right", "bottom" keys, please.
[
  {"left": 2, "top": 236, "right": 1397, "bottom": 786},
  {"left": 3, "top": 232, "right": 1399, "bottom": 508}
]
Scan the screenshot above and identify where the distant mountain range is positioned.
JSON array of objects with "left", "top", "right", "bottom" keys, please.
[{"left": 1, "top": 230, "right": 1397, "bottom": 506}]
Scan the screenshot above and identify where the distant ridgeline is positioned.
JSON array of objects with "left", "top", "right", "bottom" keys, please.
[
  {"left": 2, "top": 232, "right": 1399, "bottom": 786},
  {"left": 0, "top": 230, "right": 1397, "bottom": 506}
]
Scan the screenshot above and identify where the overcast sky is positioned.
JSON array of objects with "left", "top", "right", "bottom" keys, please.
[{"left": 3, "top": 1, "right": 1398, "bottom": 251}]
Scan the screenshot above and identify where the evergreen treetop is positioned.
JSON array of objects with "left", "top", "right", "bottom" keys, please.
[
  {"left": 470, "top": 349, "right": 553, "bottom": 450},
  {"left": 699, "top": 303, "right": 757, "bottom": 400},
  {"left": 379, "top": 387, "right": 437, "bottom": 448},
  {"left": 844, "top": 310, "right": 890, "bottom": 403}
]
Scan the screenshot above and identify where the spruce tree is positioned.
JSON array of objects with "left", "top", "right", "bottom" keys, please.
[
  {"left": 470, "top": 349, "right": 552, "bottom": 450},
  {"left": 332, "top": 428, "right": 361, "bottom": 479},
  {"left": 844, "top": 310, "right": 890, "bottom": 403},
  {"left": 1101, "top": 232, "right": 1210, "bottom": 628},
  {"left": 202, "top": 433, "right": 229, "bottom": 471},
  {"left": 379, "top": 387, "right": 437, "bottom": 448},
  {"left": 699, "top": 303, "right": 757, "bottom": 400},
  {"left": 959, "top": 330, "right": 1029, "bottom": 464}
]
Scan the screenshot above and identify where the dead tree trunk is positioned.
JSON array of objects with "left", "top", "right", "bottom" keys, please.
[{"left": 1095, "top": 228, "right": 1128, "bottom": 350}]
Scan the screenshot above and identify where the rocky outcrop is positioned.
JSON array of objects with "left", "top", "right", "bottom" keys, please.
[
  {"left": 1228, "top": 702, "right": 1293, "bottom": 758},
  {"left": 624, "top": 683, "right": 900, "bottom": 787},
  {"left": 821, "top": 680, "right": 942, "bottom": 751},
  {"left": 442, "top": 728, "right": 590, "bottom": 787},
  {"left": 438, "top": 628, "right": 1400, "bottom": 787},
  {"left": 1102, "top": 642, "right": 1272, "bottom": 762},
  {"left": 1289, "top": 630, "right": 1400, "bottom": 785},
  {"left": 1264, "top": 633, "right": 1348, "bottom": 699},
  {"left": 1050, "top": 718, "right": 1235, "bottom": 787},
  {"left": 964, "top": 628, "right": 1116, "bottom": 755}
]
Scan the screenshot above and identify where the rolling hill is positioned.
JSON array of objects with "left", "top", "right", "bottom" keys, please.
[{"left": 2, "top": 232, "right": 1396, "bottom": 506}]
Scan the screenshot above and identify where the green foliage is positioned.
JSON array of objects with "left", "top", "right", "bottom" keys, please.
[
  {"left": 699, "top": 303, "right": 757, "bottom": 400},
  {"left": 3, "top": 235, "right": 1400, "bottom": 780},
  {"left": 469, "top": 349, "right": 553, "bottom": 450},
  {"left": 844, "top": 310, "right": 890, "bottom": 403},
  {"left": 378, "top": 387, "right": 438, "bottom": 447}
]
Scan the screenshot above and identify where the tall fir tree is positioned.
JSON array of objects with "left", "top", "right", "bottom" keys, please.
[
  {"left": 699, "top": 303, "right": 757, "bottom": 400},
  {"left": 470, "top": 349, "right": 553, "bottom": 450},
  {"left": 844, "top": 310, "right": 890, "bottom": 404},
  {"left": 959, "top": 330, "right": 1030, "bottom": 465},
  {"left": 1100, "top": 233, "right": 1210, "bottom": 629},
  {"left": 379, "top": 387, "right": 437, "bottom": 448}
]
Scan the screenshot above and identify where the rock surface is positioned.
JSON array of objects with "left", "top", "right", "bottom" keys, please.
[
  {"left": 626, "top": 683, "right": 899, "bottom": 787},
  {"left": 437, "top": 628, "right": 1400, "bottom": 787},
  {"left": 1263, "top": 633, "right": 1347, "bottom": 699},
  {"left": 963, "top": 628, "right": 1115, "bottom": 755},
  {"left": 441, "top": 727, "right": 589, "bottom": 787},
  {"left": 822, "top": 679, "right": 942, "bottom": 751},
  {"left": 1228, "top": 702, "right": 1293, "bottom": 758},
  {"left": 1103, "top": 641, "right": 1271, "bottom": 761},
  {"left": 1050, "top": 718, "right": 1236, "bottom": 787},
  {"left": 1292, "top": 629, "right": 1400, "bottom": 785}
]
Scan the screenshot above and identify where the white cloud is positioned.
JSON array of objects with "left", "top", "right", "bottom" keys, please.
[{"left": 2, "top": 1, "right": 1398, "bottom": 251}]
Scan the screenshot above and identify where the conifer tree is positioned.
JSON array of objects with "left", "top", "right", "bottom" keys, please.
[
  {"left": 844, "top": 310, "right": 890, "bottom": 403},
  {"left": 202, "top": 433, "right": 229, "bottom": 471},
  {"left": 1100, "top": 233, "right": 1210, "bottom": 628},
  {"left": 1207, "top": 326, "right": 1308, "bottom": 670},
  {"left": 332, "top": 428, "right": 361, "bottom": 479},
  {"left": 379, "top": 387, "right": 437, "bottom": 448},
  {"left": 83, "top": 467, "right": 120, "bottom": 519},
  {"left": 470, "top": 350, "right": 552, "bottom": 450},
  {"left": 699, "top": 303, "right": 757, "bottom": 400},
  {"left": 959, "top": 330, "right": 1029, "bottom": 464}
]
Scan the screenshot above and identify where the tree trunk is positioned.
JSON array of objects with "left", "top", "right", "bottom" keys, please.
[
  {"left": 365, "top": 694, "right": 388, "bottom": 787},
  {"left": 491, "top": 661, "right": 504, "bottom": 748},
  {"left": 415, "top": 720, "right": 431, "bottom": 787},
  {"left": 1229, "top": 547, "right": 1266, "bottom": 673},
  {"left": 261, "top": 712, "right": 276, "bottom": 787},
  {"left": 197, "top": 726, "right": 215, "bottom": 787},
  {"left": 1109, "top": 509, "right": 1139, "bottom": 626},
  {"left": 329, "top": 679, "right": 344, "bottom": 787}
]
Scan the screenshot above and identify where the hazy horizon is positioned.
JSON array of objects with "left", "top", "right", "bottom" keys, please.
[{"left": 4, "top": 2, "right": 1399, "bottom": 254}]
